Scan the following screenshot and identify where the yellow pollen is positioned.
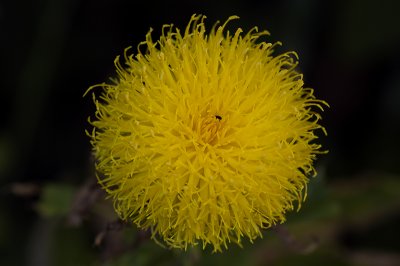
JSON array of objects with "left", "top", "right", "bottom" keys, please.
[{"left": 197, "top": 114, "right": 224, "bottom": 144}]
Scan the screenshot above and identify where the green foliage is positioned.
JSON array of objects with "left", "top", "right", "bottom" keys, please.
[{"left": 37, "top": 183, "right": 76, "bottom": 217}]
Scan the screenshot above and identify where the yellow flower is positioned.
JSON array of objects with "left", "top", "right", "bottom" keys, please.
[{"left": 87, "top": 14, "right": 327, "bottom": 252}]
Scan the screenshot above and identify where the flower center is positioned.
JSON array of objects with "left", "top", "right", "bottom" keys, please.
[{"left": 198, "top": 114, "right": 223, "bottom": 144}]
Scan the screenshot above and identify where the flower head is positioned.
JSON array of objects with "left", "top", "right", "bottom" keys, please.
[{"left": 87, "top": 14, "right": 327, "bottom": 252}]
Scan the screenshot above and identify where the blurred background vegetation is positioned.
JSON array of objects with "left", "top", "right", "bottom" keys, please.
[{"left": 1, "top": 0, "right": 400, "bottom": 265}]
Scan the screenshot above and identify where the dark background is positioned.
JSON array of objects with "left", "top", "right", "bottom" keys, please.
[{"left": 1, "top": 0, "right": 400, "bottom": 265}]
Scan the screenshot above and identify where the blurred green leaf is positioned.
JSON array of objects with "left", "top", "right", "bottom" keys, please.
[{"left": 37, "top": 183, "right": 75, "bottom": 217}]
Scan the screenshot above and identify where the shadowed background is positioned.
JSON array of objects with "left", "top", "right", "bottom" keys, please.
[{"left": 1, "top": 0, "right": 400, "bottom": 265}]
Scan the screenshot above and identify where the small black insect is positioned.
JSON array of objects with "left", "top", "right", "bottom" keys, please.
[{"left": 215, "top": 115, "right": 222, "bottom": 121}]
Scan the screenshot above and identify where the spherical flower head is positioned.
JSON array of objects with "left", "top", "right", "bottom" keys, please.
[{"left": 87, "top": 14, "right": 327, "bottom": 252}]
